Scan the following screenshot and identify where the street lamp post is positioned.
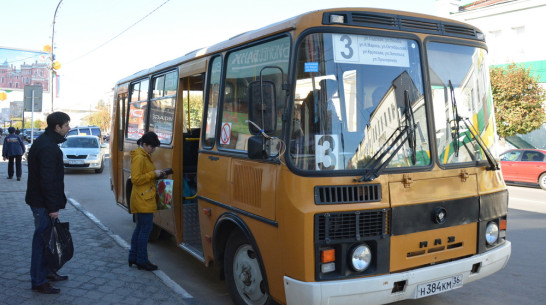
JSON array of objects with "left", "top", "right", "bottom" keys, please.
[{"left": 51, "top": 0, "right": 63, "bottom": 113}]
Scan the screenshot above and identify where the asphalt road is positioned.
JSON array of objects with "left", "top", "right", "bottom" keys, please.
[{"left": 64, "top": 154, "right": 546, "bottom": 305}]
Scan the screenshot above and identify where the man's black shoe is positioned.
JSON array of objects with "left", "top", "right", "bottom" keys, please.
[
  {"left": 32, "top": 282, "right": 60, "bottom": 294},
  {"left": 6, "top": 176, "right": 12, "bottom": 179},
  {"left": 46, "top": 272, "right": 68, "bottom": 281},
  {"left": 16, "top": 177, "right": 21, "bottom": 181}
]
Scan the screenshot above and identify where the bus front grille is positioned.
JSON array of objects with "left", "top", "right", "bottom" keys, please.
[
  {"left": 315, "top": 184, "right": 381, "bottom": 204},
  {"left": 443, "top": 24, "right": 478, "bottom": 38},
  {"left": 351, "top": 13, "right": 396, "bottom": 28},
  {"left": 322, "top": 11, "right": 484, "bottom": 41},
  {"left": 316, "top": 209, "right": 390, "bottom": 243},
  {"left": 400, "top": 18, "right": 440, "bottom": 32}
]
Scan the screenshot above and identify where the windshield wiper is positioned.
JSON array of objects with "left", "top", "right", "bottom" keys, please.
[
  {"left": 356, "top": 90, "right": 417, "bottom": 182},
  {"left": 460, "top": 117, "right": 500, "bottom": 170},
  {"left": 405, "top": 90, "right": 417, "bottom": 165},
  {"left": 448, "top": 80, "right": 460, "bottom": 157},
  {"left": 447, "top": 80, "right": 499, "bottom": 170}
]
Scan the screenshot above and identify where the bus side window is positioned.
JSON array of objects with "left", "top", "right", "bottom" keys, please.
[
  {"left": 127, "top": 80, "right": 149, "bottom": 140},
  {"left": 219, "top": 36, "right": 290, "bottom": 152},
  {"left": 204, "top": 56, "right": 222, "bottom": 148}
]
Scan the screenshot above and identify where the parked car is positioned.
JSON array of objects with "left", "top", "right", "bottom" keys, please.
[
  {"left": 22, "top": 129, "right": 31, "bottom": 141},
  {"left": 500, "top": 149, "right": 546, "bottom": 190},
  {"left": 31, "top": 130, "right": 45, "bottom": 142},
  {"left": 23, "top": 129, "right": 42, "bottom": 142},
  {"left": 60, "top": 135, "right": 106, "bottom": 173},
  {"left": 66, "top": 126, "right": 102, "bottom": 142}
]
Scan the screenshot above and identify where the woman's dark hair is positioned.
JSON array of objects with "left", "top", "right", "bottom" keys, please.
[
  {"left": 47, "top": 111, "right": 71, "bottom": 129},
  {"left": 137, "top": 131, "right": 160, "bottom": 147}
]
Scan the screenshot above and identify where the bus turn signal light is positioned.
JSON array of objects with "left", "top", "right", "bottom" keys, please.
[
  {"left": 500, "top": 219, "right": 507, "bottom": 230},
  {"left": 321, "top": 248, "right": 335, "bottom": 263}
]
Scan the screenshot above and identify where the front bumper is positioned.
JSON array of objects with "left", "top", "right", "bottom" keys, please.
[
  {"left": 284, "top": 241, "right": 510, "bottom": 305},
  {"left": 63, "top": 159, "right": 102, "bottom": 169}
]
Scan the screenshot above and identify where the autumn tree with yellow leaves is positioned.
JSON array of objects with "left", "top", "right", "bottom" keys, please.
[
  {"left": 490, "top": 63, "right": 546, "bottom": 138},
  {"left": 82, "top": 100, "right": 111, "bottom": 133}
]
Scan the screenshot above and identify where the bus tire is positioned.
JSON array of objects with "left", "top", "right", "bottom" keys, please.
[
  {"left": 224, "top": 230, "right": 272, "bottom": 305},
  {"left": 539, "top": 173, "right": 546, "bottom": 190}
]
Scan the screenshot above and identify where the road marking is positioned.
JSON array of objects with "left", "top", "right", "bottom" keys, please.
[{"left": 68, "top": 198, "right": 194, "bottom": 299}]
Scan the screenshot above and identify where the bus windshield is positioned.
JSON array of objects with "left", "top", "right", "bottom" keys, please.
[
  {"left": 289, "top": 33, "right": 430, "bottom": 172},
  {"left": 428, "top": 42, "right": 497, "bottom": 165}
]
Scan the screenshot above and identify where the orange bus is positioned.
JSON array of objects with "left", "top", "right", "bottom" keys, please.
[{"left": 110, "top": 8, "right": 511, "bottom": 305}]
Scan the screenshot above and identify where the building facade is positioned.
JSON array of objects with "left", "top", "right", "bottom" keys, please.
[{"left": 0, "top": 59, "right": 49, "bottom": 91}]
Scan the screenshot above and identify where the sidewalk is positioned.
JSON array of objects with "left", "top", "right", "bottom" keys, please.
[{"left": 0, "top": 156, "right": 198, "bottom": 304}]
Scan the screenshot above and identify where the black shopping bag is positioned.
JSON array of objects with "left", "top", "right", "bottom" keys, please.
[{"left": 42, "top": 218, "right": 74, "bottom": 272}]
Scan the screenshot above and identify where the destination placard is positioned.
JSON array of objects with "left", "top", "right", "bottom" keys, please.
[{"left": 333, "top": 34, "right": 411, "bottom": 67}]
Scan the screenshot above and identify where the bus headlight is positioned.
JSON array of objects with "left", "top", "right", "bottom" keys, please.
[
  {"left": 350, "top": 244, "right": 372, "bottom": 272},
  {"left": 485, "top": 222, "right": 499, "bottom": 245}
]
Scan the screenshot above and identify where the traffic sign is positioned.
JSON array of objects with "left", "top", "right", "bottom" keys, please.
[{"left": 24, "top": 85, "right": 43, "bottom": 112}]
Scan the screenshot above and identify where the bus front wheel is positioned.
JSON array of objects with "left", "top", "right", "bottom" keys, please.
[{"left": 224, "top": 231, "right": 271, "bottom": 305}]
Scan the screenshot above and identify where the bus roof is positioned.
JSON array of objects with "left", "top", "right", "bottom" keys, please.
[{"left": 115, "top": 7, "right": 483, "bottom": 86}]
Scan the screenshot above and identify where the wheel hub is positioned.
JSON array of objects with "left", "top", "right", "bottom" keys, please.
[{"left": 239, "top": 265, "right": 252, "bottom": 286}]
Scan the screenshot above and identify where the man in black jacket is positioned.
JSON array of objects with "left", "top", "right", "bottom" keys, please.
[
  {"left": 2, "top": 126, "right": 26, "bottom": 180},
  {"left": 26, "top": 111, "right": 71, "bottom": 294}
]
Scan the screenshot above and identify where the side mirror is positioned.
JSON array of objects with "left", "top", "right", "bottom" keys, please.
[
  {"left": 248, "top": 135, "right": 268, "bottom": 160},
  {"left": 247, "top": 135, "right": 282, "bottom": 160},
  {"left": 248, "top": 80, "right": 277, "bottom": 135}
]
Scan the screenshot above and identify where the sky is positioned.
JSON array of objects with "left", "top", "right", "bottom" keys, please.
[{"left": 0, "top": 0, "right": 472, "bottom": 115}]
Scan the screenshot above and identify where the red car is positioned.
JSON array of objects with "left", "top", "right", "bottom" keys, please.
[{"left": 500, "top": 149, "right": 546, "bottom": 190}]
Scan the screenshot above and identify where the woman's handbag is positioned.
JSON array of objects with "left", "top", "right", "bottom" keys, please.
[{"left": 42, "top": 218, "right": 74, "bottom": 272}]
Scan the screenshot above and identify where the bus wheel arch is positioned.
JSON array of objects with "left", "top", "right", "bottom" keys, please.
[{"left": 213, "top": 213, "right": 272, "bottom": 305}]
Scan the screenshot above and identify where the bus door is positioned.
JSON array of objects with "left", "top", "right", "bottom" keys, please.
[
  {"left": 178, "top": 60, "right": 206, "bottom": 259},
  {"left": 113, "top": 89, "right": 129, "bottom": 209}
]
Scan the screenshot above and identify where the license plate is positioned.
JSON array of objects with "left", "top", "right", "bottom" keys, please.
[
  {"left": 416, "top": 274, "right": 463, "bottom": 298},
  {"left": 68, "top": 160, "right": 84, "bottom": 165}
]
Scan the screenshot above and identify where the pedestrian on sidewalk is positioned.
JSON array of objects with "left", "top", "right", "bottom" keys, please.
[
  {"left": 15, "top": 128, "right": 24, "bottom": 141},
  {"left": 2, "top": 126, "right": 25, "bottom": 181},
  {"left": 25, "top": 111, "right": 71, "bottom": 294},
  {"left": 128, "top": 131, "right": 162, "bottom": 271}
]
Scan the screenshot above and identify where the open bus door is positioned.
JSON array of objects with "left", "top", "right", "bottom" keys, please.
[
  {"left": 112, "top": 89, "right": 129, "bottom": 210},
  {"left": 177, "top": 59, "right": 206, "bottom": 261}
]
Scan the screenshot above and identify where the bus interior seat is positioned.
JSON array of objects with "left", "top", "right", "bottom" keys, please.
[
  {"left": 183, "top": 173, "right": 197, "bottom": 204},
  {"left": 183, "top": 128, "right": 200, "bottom": 173}
]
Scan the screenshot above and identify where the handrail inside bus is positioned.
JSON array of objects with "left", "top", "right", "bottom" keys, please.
[{"left": 184, "top": 194, "right": 198, "bottom": 200}]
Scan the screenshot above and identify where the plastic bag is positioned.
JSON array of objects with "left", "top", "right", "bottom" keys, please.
[
  {"left": 42, "top": 218, "right": 74, "bottom": 272},
  {"left": 156, "top": 179, "right": 173, "bottom": 210}
]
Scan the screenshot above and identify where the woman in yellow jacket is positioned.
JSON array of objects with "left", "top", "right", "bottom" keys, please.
[{"left": 128, "top": 132, "right": 162, "bottom": 271}]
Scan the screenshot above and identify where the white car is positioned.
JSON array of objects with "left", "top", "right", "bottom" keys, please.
[{"left": 61, "top": 135, "right": 106, "bottom": 173}]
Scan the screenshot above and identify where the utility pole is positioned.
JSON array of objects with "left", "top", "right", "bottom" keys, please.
[{"left": 50, "top": 0, "right": 63, "bottom": 112}]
